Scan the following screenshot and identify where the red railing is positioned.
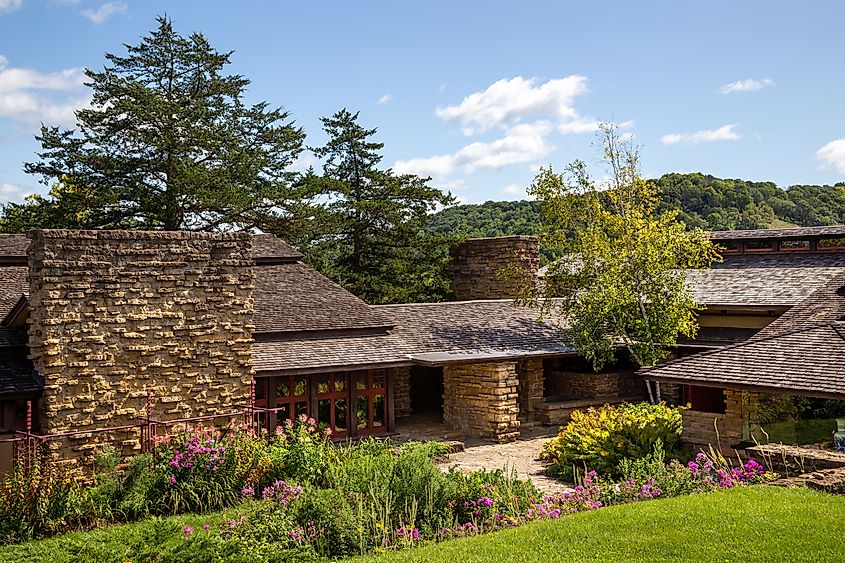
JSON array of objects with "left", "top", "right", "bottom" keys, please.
[{"left": 0, "top": 384, "right": 274, "bottom": 473}]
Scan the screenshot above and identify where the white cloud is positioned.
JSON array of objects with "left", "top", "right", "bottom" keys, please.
[
  {"left": 0, "top": 182, "right": 35, "bottom": 204},
  {"left": 0, "top": 55, "right": 89, "bottom": 126},
  {"left": 718, "top": 78, "right": 774, "bottom": 94},
  {"left": 81, "top": 1, "right": 127, "bottom": 24},
  {"left": 394, "top": 120, "right": 554, "bottom": 179},
  {"left": 661, "top": 124, "right": 741, "bottom": 145},
  {"left": 377, "top": 94, "right": 392, "bottom": 105},
  {"left": 817, "top": 139, "right": 845, "bottom": 174},
  {"left": 0, "top": 0, "right": 22, "bottom": 13},
  {"left": 501, "top": 184, "right": 525, "bottom": 195},
  {"left": 435, "top": 75, "right": 589, "bottom": 135}
]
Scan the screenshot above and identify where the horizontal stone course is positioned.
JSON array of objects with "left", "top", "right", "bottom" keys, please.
[{"left": 28, "top": 230, "right": 255, "bottom": 471}]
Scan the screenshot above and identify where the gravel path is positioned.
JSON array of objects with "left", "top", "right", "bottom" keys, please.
[{"left": 437, "top": 427, "right": 570, "bottom": 494}]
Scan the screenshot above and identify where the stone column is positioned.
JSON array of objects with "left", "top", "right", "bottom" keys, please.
[
  {"left": 443, "top": 361, "right": 520, "bottom": 442},
  {"left": 448, "top": 236, "right": 539, "bottom": 301},
  {"left": 393, "top": 367, "right": 411, "bottom": 418},
  {"left": 28, "top": 229, "right": 255, "bottom": 471},
  {"left": 517, "top": 358, "right": 544, "bottom": 423}
]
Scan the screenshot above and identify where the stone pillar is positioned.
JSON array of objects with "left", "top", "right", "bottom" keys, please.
[
  {"left": 517, "top": 358, "right": 544, "bottom": 423},
  {"left": 28, "top": 230, "right": 255, "bottom": 470},
  {"left": 449, "top": 236, "right": 539, "bottom": 300},
  {"left": 443, "top": 361, "right": 520, "bottom": 442},
  {"left": 393, "top": 367, "right": 411, "bottom": 418}
]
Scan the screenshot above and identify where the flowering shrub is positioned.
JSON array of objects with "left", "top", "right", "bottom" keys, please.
[
  {"left": 154, "top": 425, "right": 279, "bottom": 514},
  {"left": 541, "top": 402, "right": 685, "bottom": 478}
]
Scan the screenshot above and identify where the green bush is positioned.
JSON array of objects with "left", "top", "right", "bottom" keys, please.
[{"left": 540, "top": 402, "right": 684, "bottom": 478}]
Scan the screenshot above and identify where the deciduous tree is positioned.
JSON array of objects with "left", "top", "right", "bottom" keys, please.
[{"left": 527, "top": 124, "right": 719, "bottom": 376}]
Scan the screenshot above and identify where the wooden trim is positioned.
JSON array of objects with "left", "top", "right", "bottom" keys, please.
[{"left": 386, "top": 368, "right": 395, "bottom": 433}]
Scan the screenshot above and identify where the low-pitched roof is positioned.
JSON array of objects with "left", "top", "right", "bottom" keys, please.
[
  {"left": 253, "top": 300, "right": 572, "bottom": 374},
  {"left": 643, "top": 323, "right": 845, "bottom": 399},
  {"left": 253, "top": 263, "right": 393, "bottom": 334},
  {"left": 709, "top": 225, "right": 845, "bottom": 241},
  {"left": 0, "top": 267, "right": 27, "bottom": 318},
  {"left": 0, "top": 327, "right": 40, "bottom": 396},
  {"left": 687, "top": 252, "right": 845, "bottom": 307},
  {"left": 644, "top": 273, "right": 845, "bottom": 399}
]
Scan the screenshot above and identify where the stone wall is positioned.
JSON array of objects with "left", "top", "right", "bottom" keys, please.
[
  {"left": 449, "top": 236, "right": 539, "bottom": 301},
  {"left": 681, "top": 389, "right": 746, "bottom": 451},
  {"left": 394, "top": 367, "right": 411, "bottom": 418},
  {"left": 28, "top": 230, "right": 255, "bottom": 470},
  {"left": 443, "top": 361, "right": 520, "bottom": 442},
  {"left": 516, "top": 358, "right": 544, "bottom": 423},
  {"left": 544, "top": 366, "right": 647, "bottom": 402}
]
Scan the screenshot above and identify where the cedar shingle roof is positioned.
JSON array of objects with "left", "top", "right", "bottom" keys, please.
[
  {"left": 0, "top": 267, "right": 27, "bottom": 317},
  {"left": 643, "top": 323, "right": 845, "bottom": 399},
  {"left": 645, "top": 273, "right": 845, "bottom": 398},
  {"left": 253, "top": 263, "right": 393, "bottom": 334},
  {"left": 709, "top": 225, "right": 845, "bottom": 241},
  {"left": 0, "top": 327, "right": 40, "bottom": 395},
  {"left": 253, "top": 300, "right": 572, "bottom": 374},
  {"left": 687, "top": 252, "right": 845, "bottom": 307}
]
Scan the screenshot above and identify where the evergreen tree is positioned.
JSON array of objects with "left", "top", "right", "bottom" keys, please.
[
  {"left": 10, "top": 16, "right": 307, "bottom": 233},
  {"left": 306, "top": 109, "right": 456, "bottom": 303}
]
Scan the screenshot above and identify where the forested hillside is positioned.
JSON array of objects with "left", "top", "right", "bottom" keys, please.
[{"left": 430, "top": 173, "right": 845, "bottom": 237}]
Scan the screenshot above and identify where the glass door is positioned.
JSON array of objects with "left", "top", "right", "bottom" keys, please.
[
  {"left": 355, "top": 370, "right": 387, "bottom": 435},
  {"left": 315, "top": 373, "right": 349, "bottom": 438},
  {"left": 275, "top": 375, "right": 309, "bottom": 423}
]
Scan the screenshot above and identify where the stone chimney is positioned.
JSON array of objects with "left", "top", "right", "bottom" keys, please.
[
  {"left": 449, "top": 236, "right": 540, "bottom": 301},
  {"left": 27, "top": 230, "right": 255, "bottom": 469}
]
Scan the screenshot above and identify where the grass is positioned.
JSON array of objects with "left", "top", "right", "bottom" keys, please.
[
  {"left": 0, "top": 510, "right": 229, "bottom": 563},
  {"left": 3, "top": 486, "right": 844, "bottom": 562},
  {"left": 360, "top": 486, "right": 845, "bottom": 563}
]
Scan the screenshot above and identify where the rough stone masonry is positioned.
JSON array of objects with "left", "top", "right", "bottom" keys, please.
[{"left": 27, "top": 230, "right": 255, "bottom": 470}]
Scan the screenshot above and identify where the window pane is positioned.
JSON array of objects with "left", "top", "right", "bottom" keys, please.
[
  {"left": 334, "top": 375, "right": 346, "bottom": 393},
  {"left": 372, "top": 371, "right": 385, "bottom": 389},
  {"left": 317, "top": 375, "right": 330, "bottom": 394},
  {"left": 356, "top": 375, "right": 367, "bottom": 391},
  {"left": 318, "top": 399, "right": 331, "bottom": 425},
  {"left": 276, "top": 378, "right": 290, "bottom": 398},
  {"left": 254, "top": 380, "right": 266, "bottom": 400},
  {"left": 357, "top": 396, "right": 368, "bottom": 429},
  {"left": 335, "top": 399, "right": 347, "bottom": 432},
  {"left": 372, "top": 395, "right": 385, "bottom": 427},
  {"left": 294, "top": 401, "right": 308, "bottom": 418},
  {"left": 277, "top": 403, "right": 290, "bottom": 422}
]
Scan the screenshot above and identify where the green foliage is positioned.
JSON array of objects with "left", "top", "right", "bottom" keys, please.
[
  {"left": 0, "top": 455, "right": 92, "bottom": 543},
  {"left": 428, "top": 175, "right": 845, "bottom": 241},
  {"left": 7, "top": 16, "right": 308, "bottom": 233},
  {"left": 540, "top": 402, "right": 685, "bottom": 478},
  {"left": 527, "top": 125, "right": 719, "bottom": 369},
  {"left": 302, "top": 109, "right": 457, "bottom": 304}
]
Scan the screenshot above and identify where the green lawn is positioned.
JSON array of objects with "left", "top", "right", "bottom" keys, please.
[
  {"left": 361, "top": 486, "right": 845, "bottom": 563},
  {"left": 3, "top": 486, "right": 844, "bottom": 562}
]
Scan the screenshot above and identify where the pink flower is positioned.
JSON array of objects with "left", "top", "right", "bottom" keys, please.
[
  {"left": 183, "top": 525, "right": 194, "bottom": 537},
  {"left": 202, "top": 524, "right": 210, "bottom": 531},
  {"left": 168, "top": 476, "right": 177, "bottom": 485}
]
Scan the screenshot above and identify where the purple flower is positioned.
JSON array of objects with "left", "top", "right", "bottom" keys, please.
[
  {"left": 242, "top": 486, "right": 254, "bottom": 497},
  {"left": 168, "top": 476, "right": 177, "bottom": 485},
  {"left": 183, "top": 525, "right": 194, "bottom": 537}
]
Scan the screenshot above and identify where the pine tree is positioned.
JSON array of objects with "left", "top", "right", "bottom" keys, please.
[
  {"left": 14, "top": 16, "right": 307, "bottom": 232},
  {"left": 307, "top": 109, "right": 456, "bottom": 303}
]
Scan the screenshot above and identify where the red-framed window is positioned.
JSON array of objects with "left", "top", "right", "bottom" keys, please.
[
  {"left": 819, "top": 237, "right": 845, "bottom": 251},
  {"left": 744, "top": 240, "right": 774, "bottom": 253},
  {"left": 779, "top": 240, "right": 811, "bottom": 252},
  {"left": 355, "top": 370, "right": 387, "bottom": 435},
  {"left": 275, "top": 375, "right": 309, "bottom": 423},
  {"left": 316, "top": 373, "right": 349, "bottom": 438},
  {"left": 718, "top": 242, "right": 741, "bottom": 254}
]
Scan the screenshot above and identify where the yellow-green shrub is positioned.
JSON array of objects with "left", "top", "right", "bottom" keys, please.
[{"left": 541, "top": 402, "right": 685, "bottom": 478}]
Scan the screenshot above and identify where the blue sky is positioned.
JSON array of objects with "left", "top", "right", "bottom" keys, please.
[{"left": 1, "top": 0, "right": 843, "bottom": 206}]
